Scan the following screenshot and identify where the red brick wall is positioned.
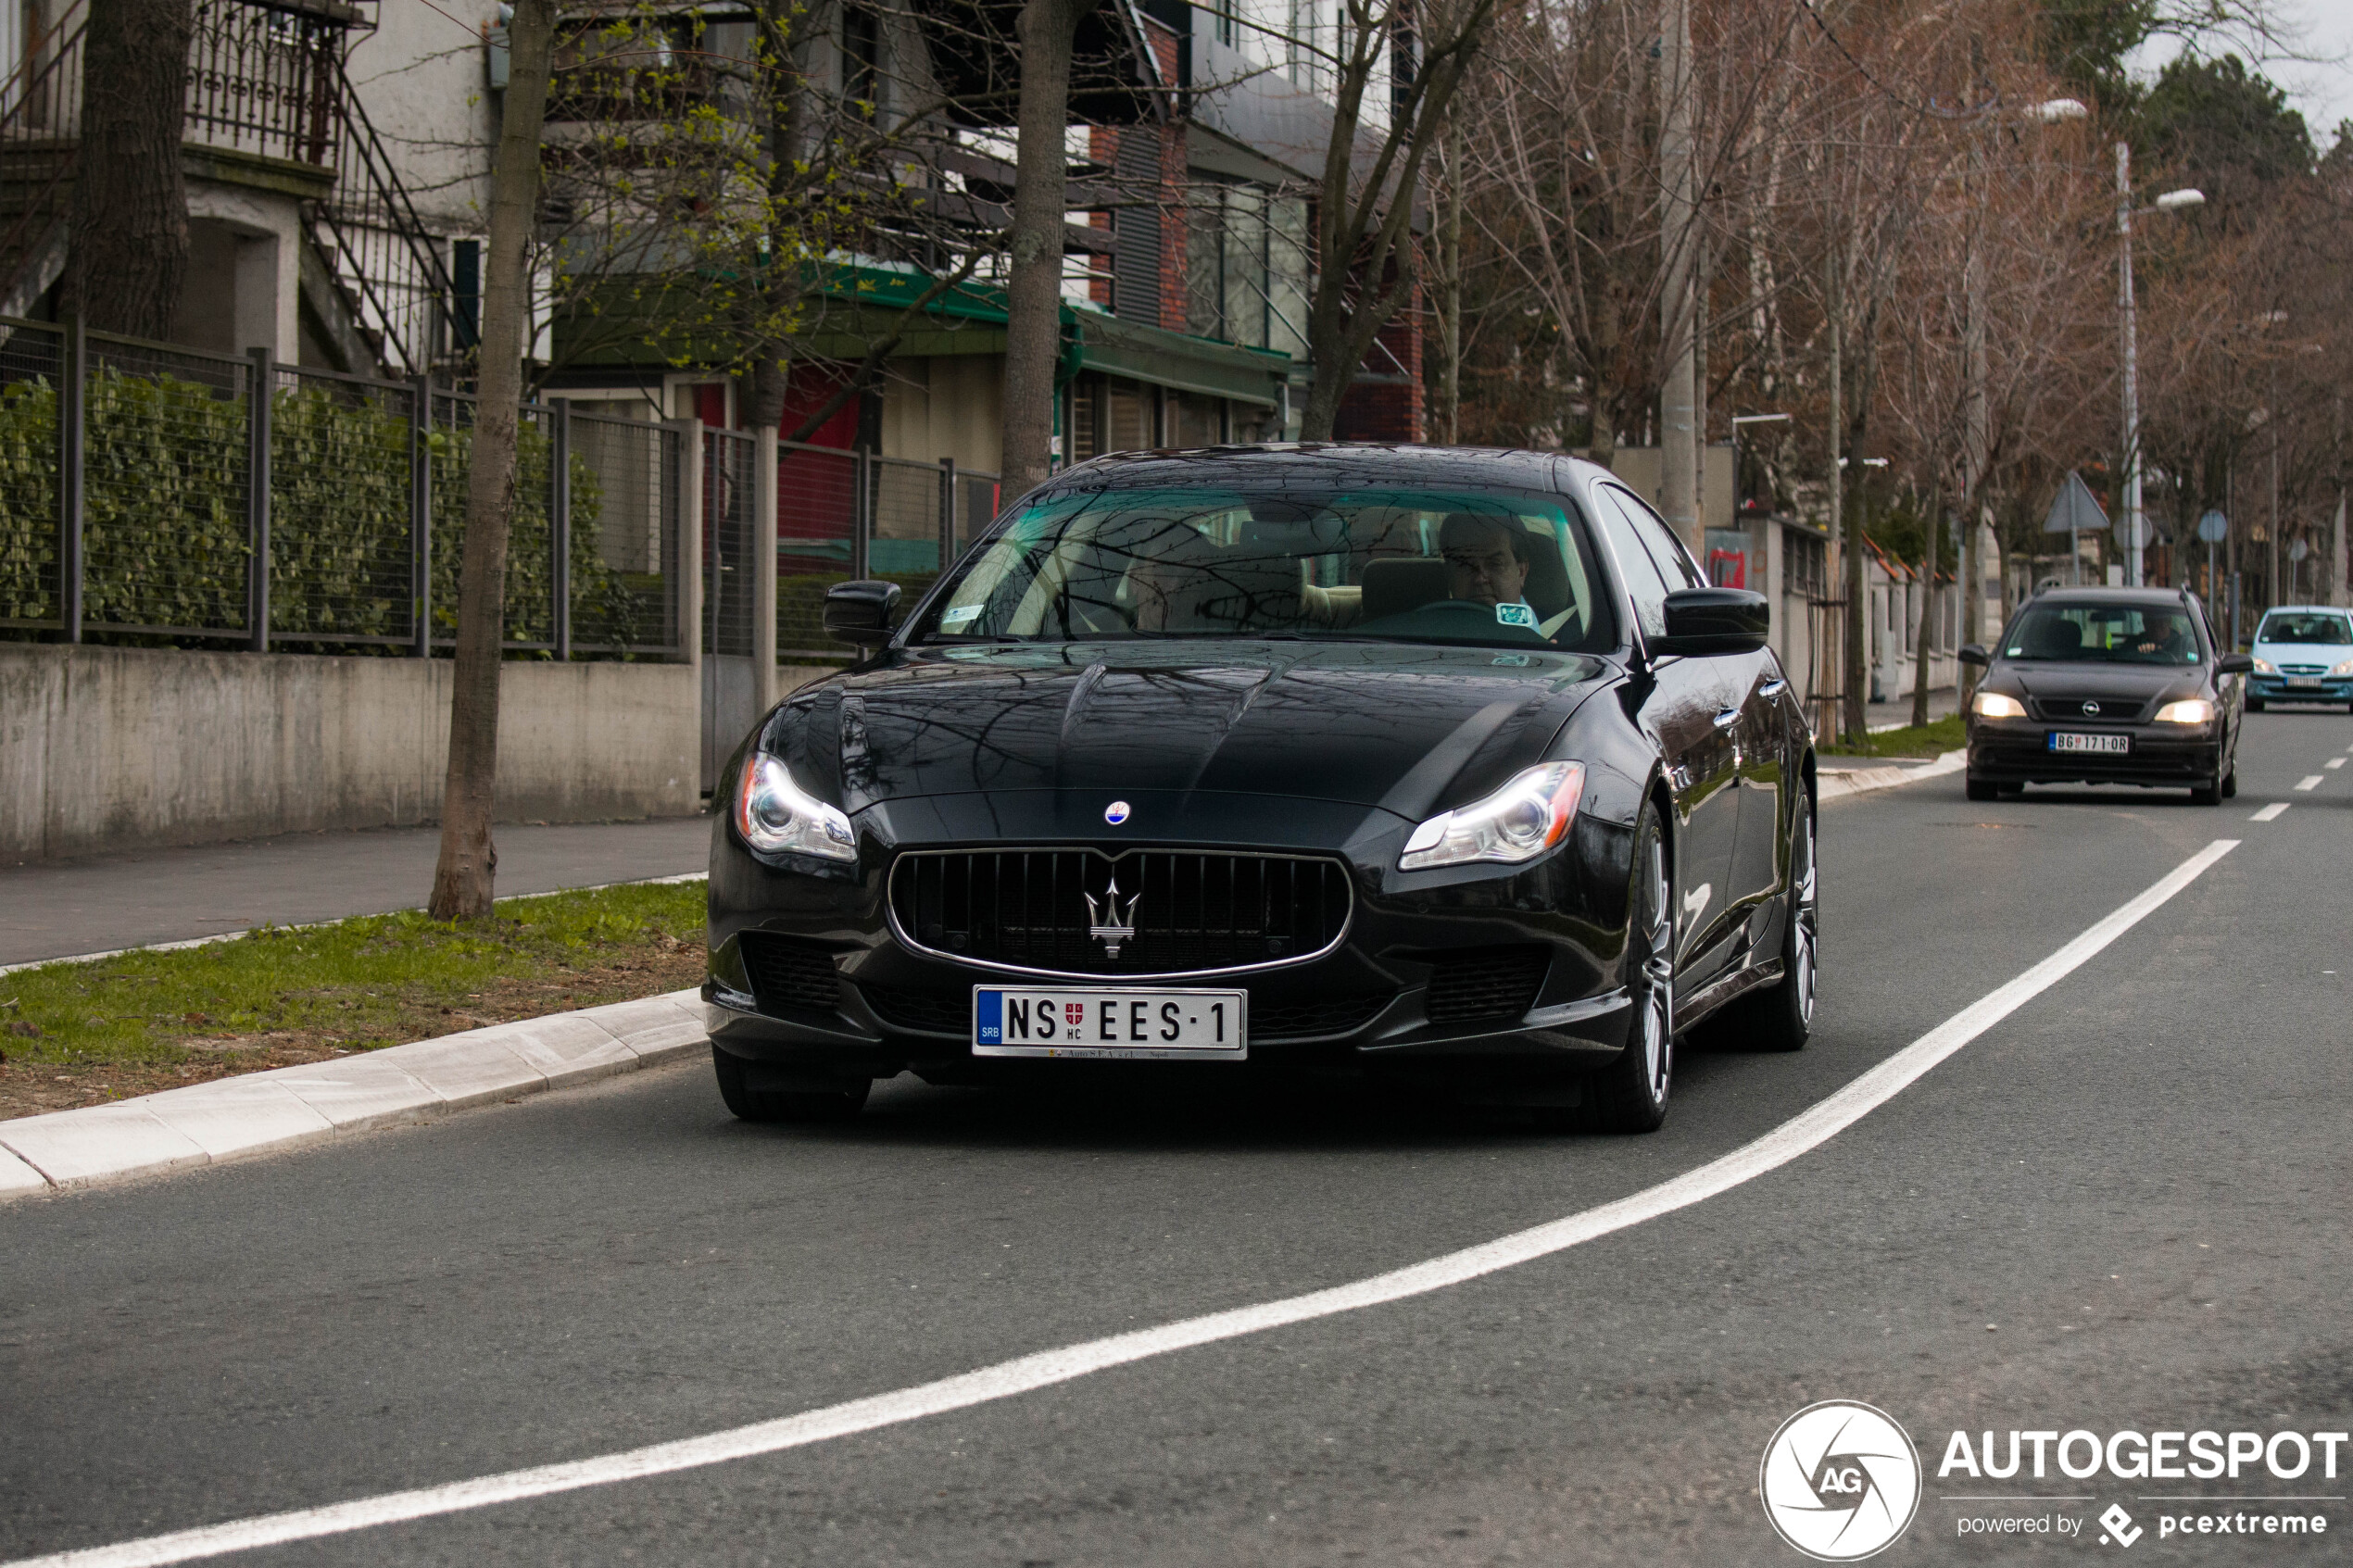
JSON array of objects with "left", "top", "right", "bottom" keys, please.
[{"left": 1334, "top": 282, "right": 1426, "bottom": 443}]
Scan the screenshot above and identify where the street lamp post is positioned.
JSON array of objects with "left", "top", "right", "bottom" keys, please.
[{"left": 2116, "top": 141, "right": 2205, "bottom": 587}]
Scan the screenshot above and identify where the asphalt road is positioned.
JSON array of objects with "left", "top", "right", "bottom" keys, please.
[
  {"left": 3, "top": 712, "right": 2347, "bottom": 1565},
  {"left": 0, "top": 816, "right": 712, "bottom": 967}
]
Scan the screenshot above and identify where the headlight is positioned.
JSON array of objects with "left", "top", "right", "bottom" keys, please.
[
  {"left": 735, "top": 753, "right": 857, "bottom": 861},
  {"left": 2154, "top": 698, "right": 2216, "bottom": 724},
  {"left": 2252, "top": 657, "right": 2276, "bottom": 675},
  {"left": 1401, "top": 761, "right": 1585, "bottom": 871},
  {"left": 1971, "top": 691, "right": 2027, "bottom": 720},
  {"left": 2331, "top": 659, "right": 2353, "bottom": 678}
]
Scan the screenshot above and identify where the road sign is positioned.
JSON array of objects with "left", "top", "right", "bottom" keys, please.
[
  {"left": 2196, "top": 509, "right": 2228, "bottom": 544},
  {"left": 2290, "top": 538, "right": 2309, "bottom": 562},
  {"left": 2042, "top": 471, "right": 2110, "bottom": 534}
]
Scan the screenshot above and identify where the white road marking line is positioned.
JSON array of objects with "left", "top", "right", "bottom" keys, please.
[
  {"left": 2249, "top": 802, "right": 2291, "bottom": 822},
  {"left": 3, "top": 840, "right": 2242, "bottom": 1568},
  {"left": 2327, "top": 759, "right": 2345, "bottom": 771},
  {"left": 2295, "top": 775, "right": 2324, "bottom": 791}
]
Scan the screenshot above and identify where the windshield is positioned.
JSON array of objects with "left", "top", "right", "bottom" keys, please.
[
  {"left": 2003, "top": 603, "right": 2202, "bottom": 666},
  {"left": 913, "top": 485, "right": 1617, "bottom": 651},
  {"left": 2256, "top": 612, "right": 2352, "bottom": 646}
]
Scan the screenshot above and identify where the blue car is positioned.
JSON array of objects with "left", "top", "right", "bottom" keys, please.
[{"left": 2247, "top": 606, "right": 2353, "bottom": 711}]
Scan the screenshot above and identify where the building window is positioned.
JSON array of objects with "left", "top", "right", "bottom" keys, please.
[
  {"left": 1211, "top": 0, "right": 1236, "bottom": 48},
  {"left": 1186, "top": 181, "right": 1308, "bottom": 355},
  {"left": 842, "top": 0, "right": 878, "bottom": 116}
]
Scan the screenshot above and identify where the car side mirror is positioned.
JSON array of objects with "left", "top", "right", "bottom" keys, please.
[
  {"left": 2216, "top": 652, "right": 2254, "bottom": 675},
  {"left": 823, "top": 580, "right": 901, "bottom": 649},
  {"left": 1652, "top": 588, "right": 1769, "bottom": 658},
  {"left": 1957, "top": 644, "right": 1990, "bottom": 668}
]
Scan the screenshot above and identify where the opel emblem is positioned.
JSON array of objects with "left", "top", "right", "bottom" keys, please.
[
  {"left": 1104, "top": 800, "right": 1131, "bottom": 825},
  {"left": 2082, "top": 700, "right": 2101, "bottom": 717},
  {"left": 1083, "top": 876, "right": 1139, "bottom": 958}
]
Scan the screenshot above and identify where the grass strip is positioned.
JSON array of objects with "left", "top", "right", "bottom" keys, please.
[
  {"left": 0, "top": 883, "right": 705, "bottom": 1121},
  {"left": 1820, "top": 713, "right": 1969, "bottom": 759}
]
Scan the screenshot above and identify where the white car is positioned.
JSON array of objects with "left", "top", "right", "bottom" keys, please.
[{"left": 2247, "top": 605, "right": 2353, "bottom": 711}]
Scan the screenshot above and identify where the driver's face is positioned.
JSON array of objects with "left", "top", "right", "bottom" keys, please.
[{"left": 1443, "top": 529, "right": 1529, "bottom": 608}]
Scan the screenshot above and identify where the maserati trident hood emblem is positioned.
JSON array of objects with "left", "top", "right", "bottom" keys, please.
[{"left": 1084, "top": 876, "right": 1139, "bottom": 958}]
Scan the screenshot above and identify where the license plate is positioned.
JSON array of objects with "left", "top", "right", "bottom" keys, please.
[
  {"left": 2287, "top": 677, "right": 2322, "bottom": 689},
  {"left": 2048, "top": 732, "right": 2130, "bottom": 754},
  {"left": 973, "top": 986, "right": 1248, "bottom": 1060}
]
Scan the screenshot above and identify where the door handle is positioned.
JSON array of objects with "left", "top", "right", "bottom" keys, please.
[
  {"left": 1713, "top": 707, "right": 1743, "bottom": 730},
  {"left": 1758, "top": 679, "right": 1788, "bottom": 700}
]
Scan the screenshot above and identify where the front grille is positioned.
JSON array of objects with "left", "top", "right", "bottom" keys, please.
[
  {"left": 2029, "top": 696, "right": 2148, "bottom": 721},
  {"left": 2281, "top": 663, "right": 2327, "bottom": 676},
  {"left": 889, "top": 849, "right": 1353, "bottom": 976},
  {"left": 861, "top": 984, "right": 1395, "bottom": 1042},
  {"left": 736, "top": 933, "right": 841, "bottom": 1015},
  {"left": 1425, "top": 947, "right": 1549, "bottom": 1024}
]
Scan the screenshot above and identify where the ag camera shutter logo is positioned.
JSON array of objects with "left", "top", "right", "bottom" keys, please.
[{"left": 1760, "top": 1400, "right": 1922, "bottom": 1561}]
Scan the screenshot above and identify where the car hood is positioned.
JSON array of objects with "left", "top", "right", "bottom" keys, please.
[
  {"left": 2000, "top": 661, "right": 2207, "bottom": 706},
  {"left": 2252, "top": 641, "right": 2352, "bottom": 669},
  {"left": 770, "top": 642, "right": 1615, "bottom": 819}
]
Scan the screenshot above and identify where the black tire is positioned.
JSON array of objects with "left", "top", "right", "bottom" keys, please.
[
  {"left": 1731, "top": 785, "right": 1817, "bottom": 1052},
  {"left": 2221, "top": 767, "right": 2238, "bottom": 798},
  {"left": 1591, "top": 800, "right": 1674, "bottom": 1133},
  {"left": 2246, "top": 696, "right": 2266, "bottom": 712},
  {"left": 1995, "top": 783, "right": 2024, "bottom": 797},
  {"left": 712, "top": 1046, "right": 871, "bottom": 1123},
  {"left": 1965, "top": 773, "right": 1997, "bottom": 802},
  {"left": 2190, "top": 780, "right": 2222, "bottom": 806}
]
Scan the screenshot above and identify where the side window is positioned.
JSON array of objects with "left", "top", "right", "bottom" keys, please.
[
  {"left": 1590, "top": 488, "right": 1672, "bottom": 640},
  {"left": 1609, "top": 486, "right": 1705, "bottom": 589}
]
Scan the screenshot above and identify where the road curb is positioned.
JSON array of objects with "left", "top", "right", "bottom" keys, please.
[
  {"left": 0, "top": 987, "right": 707, "bottom": 1200},
  {"left": 1816, "top": 749, "right": 1966, "bottom": 803}
]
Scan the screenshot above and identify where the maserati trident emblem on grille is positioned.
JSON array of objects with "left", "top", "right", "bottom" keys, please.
[
  {"left": 2082, "top": 700, "right": 2102, "bottom": 716},
  {"left": 1084, "top": 876, "right": 1139, "bottom": 958}
]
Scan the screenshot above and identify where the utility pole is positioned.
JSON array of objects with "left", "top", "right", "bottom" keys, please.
[
  {"left": 2116, "top": 141, "right": 2145, "bottom": 587},
  {"left": 1656, "top": 0, "right": 1700, "bottom": 557}
]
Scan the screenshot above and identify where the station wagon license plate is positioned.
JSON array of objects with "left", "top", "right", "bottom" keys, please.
[
  {"left": 2287, "top": 677, "right": 2322, "bottom": 689},
  {"left": 974, "top": 986, "right": 1248, "bottom": 1060},
  {"left": 2047, "top": 732, "right": 2131, "bottom": 754}
]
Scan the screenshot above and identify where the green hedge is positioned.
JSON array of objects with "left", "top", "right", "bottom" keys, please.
[{"left": 0, "top": 371, "right": 642, "bottom": 651}]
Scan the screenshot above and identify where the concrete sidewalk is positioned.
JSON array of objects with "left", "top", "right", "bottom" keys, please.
[{"left": 0, "top": 816, "right": 712, "bottom": 967}]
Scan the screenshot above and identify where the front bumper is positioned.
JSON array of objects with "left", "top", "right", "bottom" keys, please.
[
  {"left": 704, "top": 792, "right": 1642, "bottom": 1091},
  {"left": 2250, "top": 674, "right": 2353, "bottom": 703},
  {"left": 1967, "top": 721, "right": 2220, "bottom": 786}
]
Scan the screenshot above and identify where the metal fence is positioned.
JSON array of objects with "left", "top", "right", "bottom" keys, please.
[
  {"left": 772, "top": 441, "right": 1000, "bottom": 656},
  {"left": 0, "top": 315, "right": 690, "bottom": 659}
]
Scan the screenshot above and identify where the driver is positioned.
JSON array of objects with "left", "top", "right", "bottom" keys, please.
[
  {"left": 2133, "top": 617, "right": 2190, "bottom": 659},
  {"left": 1440, "top": 513, "right": 1533, "bottom": 612}
]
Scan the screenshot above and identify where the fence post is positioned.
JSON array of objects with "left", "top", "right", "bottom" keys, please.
[
  {"left": 753, "top": 427, "right": 779, "bottom": 714},
  {"left": 938, "top": 456, "right": 956, "bottom": 568},
  {"left": 550, "top": 397, "right": 572, "bottom": 660},
  {"left": 57, "top": 313, "right": 83, "bottom": 644},
  {"left": 851, "top": 445, "right": 871, "bottom": 580},
  {"left": 245, "top": 347, "right": 272, "bottom": 653},
  {"left": 673, "top": 417, "right": 702, "bottom": 673},
  {"left": 410, "top": 375, "right": 433, "bottom": 657}
]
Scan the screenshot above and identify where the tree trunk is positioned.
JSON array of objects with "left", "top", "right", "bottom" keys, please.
[
  {"left": 1824, "top": 245, "right": 1844, "bottom": 740},
  {"left": 1001, "top": 0, "right": 1097, "bottom": 495},
  {"left": 1910, "top": 473, "right": 1938, "bottom": 729},
  {"left": 61, "top": 0, "right": 192, "bottom": 338},
  {"left": 744, "top": 0, "right": 812, "bottom": 438},
  {"left": 428, "top": 0, "right": 557, "bottom": 923},
  {"left": 1655, "top": 0, "right": 1699, "bottom": 558}
]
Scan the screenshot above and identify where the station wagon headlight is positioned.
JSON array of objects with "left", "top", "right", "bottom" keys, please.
[
  {"left": 1971, "top": 691, "right": 2027, "bottom": 720},
  {"left": 2252, "top": 657, "right": 2276, "bottom": 675},
  {"left": 1402, "top": 761, "right": 1585, "bottom": 870},
  {"left": 2332, "top": 659, "right": 2353, "bottom": 678},
  {"left": 735, "top": 753, "right": 858, "bottom": 861},
  {"left": 2154, "top": 698, "right": 2216, "bottom": 724}
]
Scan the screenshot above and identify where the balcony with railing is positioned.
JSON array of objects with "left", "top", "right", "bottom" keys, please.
[{"left": 0, "top": 0, "right": 459, "bottom": 377}]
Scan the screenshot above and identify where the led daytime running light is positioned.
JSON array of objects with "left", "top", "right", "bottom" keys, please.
[{"left": 1401, "top": 761, "right": 1586, "bottom": 871}]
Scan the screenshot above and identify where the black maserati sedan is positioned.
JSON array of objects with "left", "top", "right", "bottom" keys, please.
[
  {"left": 705, "top": 445, "right": 1819, "bottom": 1132},
  {"left": 1959, "top": 585, "right": 2251, "bottom": 804}
]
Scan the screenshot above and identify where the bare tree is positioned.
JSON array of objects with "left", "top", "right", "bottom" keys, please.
[{"left": 60, "top": 0, "right": 191, "bottom": 337}]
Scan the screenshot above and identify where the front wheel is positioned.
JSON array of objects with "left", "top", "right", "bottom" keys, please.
[
  {"left": 712, "top": 1046, "right": 871, "bottom": 1123},
  {"left": 2246, "top": 696, "right": 2267, "bottom": 712},
  {"left": 1965, "top": 773, "right": 1997, "bottom": 802},
  {"left": 1591, "top": 800, "right": 1674, "bottom": 1133},
  {"left": 2221, "top": 767, "right": 2238, "bottom": 798},
  {"left": 1732, "top": 785, "right": 1816, "bottom": 1052}
]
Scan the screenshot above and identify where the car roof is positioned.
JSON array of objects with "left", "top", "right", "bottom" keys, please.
[
  {"left": 2258, "top": 604, "right": 2348, "bottom": 617},
  {"left": 2029, "top": 586, "right": 2193, "bottom": 607},
  {"left": 1053, "top": 443, "right": 1575, "bottom": 495}
]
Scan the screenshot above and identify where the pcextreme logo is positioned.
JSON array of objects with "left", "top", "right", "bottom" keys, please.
[{"left": 1760, "top": 1400, "right": 1924, "bottom": 1562}]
